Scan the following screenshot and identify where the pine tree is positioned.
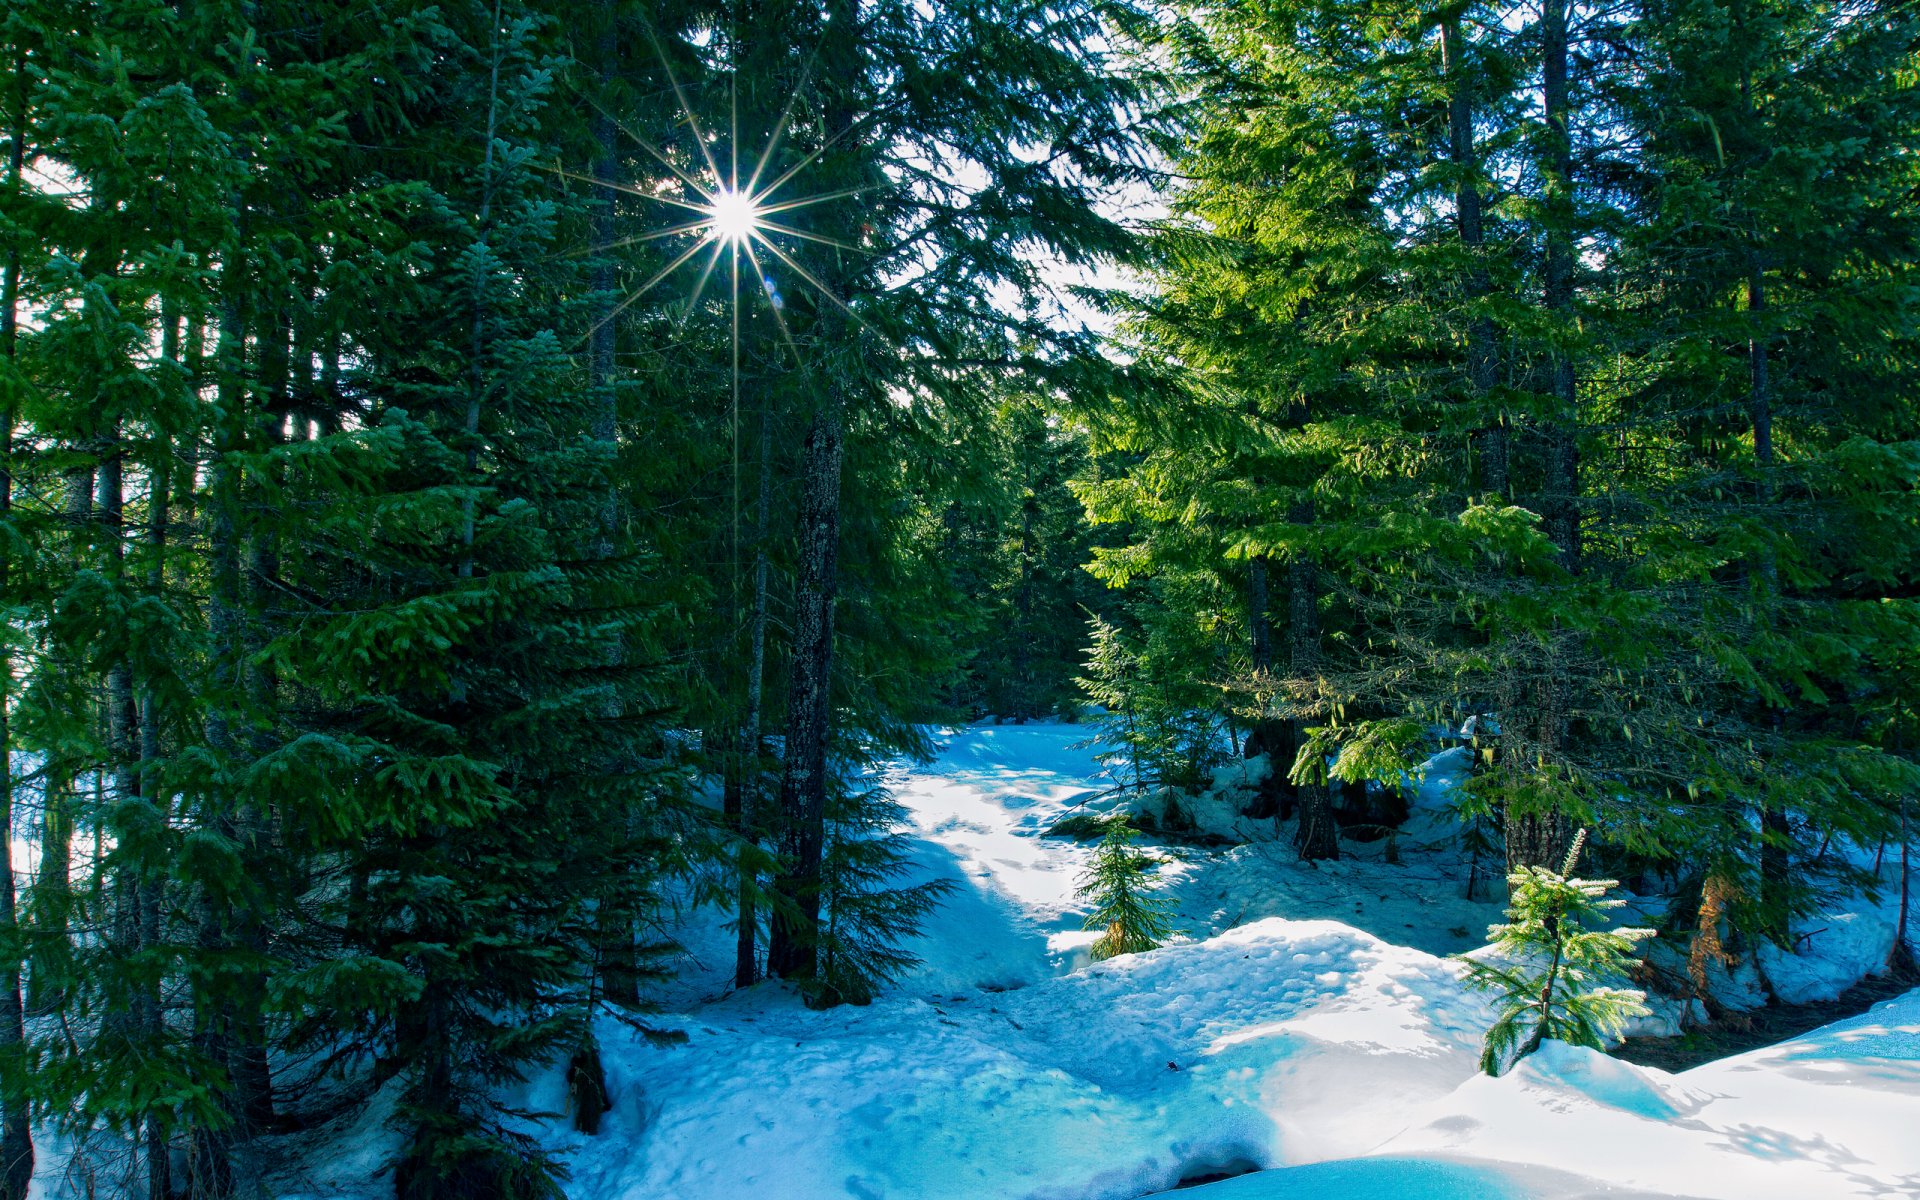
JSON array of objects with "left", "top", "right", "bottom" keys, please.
[
  {"left": 1077, "top": 815, "right": 1176, "bottom": 961},
  {"left": 1459, "top": 831, "right": 1653, "bottom": 1076},
  {"left": 809, "top": 782, "right": 953, "bottom": 1007}
]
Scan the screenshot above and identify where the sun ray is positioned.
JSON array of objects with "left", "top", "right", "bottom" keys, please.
[
  {"left": 753, "top": 185, "right": 887, "bottom": 217},
  {"left": 565, "top": 84, "right": 712, "bottom": 199},
  {"left": 752, "top": 235, "right": 880, "bottom": 339},
  {"left": 742, "top": 239, "right": 809, "bottom": 367},
  {"left": 641, "top": 20, "right": 726, "bottom": 197},
  {"left": 536, "top": 163, "right": 711, "bottom": 215},
  {"left": 742, "top": 37, "right": 828, "bottom": 197},
  {"left": 752, "top": 109, "right": 884, "bottom": 204},
  {"left": 751, "top": 220, "right": 868, "bottom": 255},
  {"left": 575, "top": 237, "right": 711, "bottom": 349},
  {"left": 575, "top": 218, "right": 716, "bottom": 257},
  {"left": 680, "top": 237, "right": 731, "bottom": 324}
]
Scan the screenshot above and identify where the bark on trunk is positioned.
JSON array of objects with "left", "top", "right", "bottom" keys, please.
[
  {"left": 1442, "top": 15, "right": 1506, "bottom": 500},
  {"left": 0, "top": 67, "right": 34, "bottom": 1195},
  {"left": 768, "top": 408, "right": 844, "bottom": 981},
  {"left": 1286, "top": 503, "right": 1338, "bottom": 862},
  {"left": 1506, "top": 667, "right": 1573, "bottom": 873},
  {"left": 768, "top": 0, "right": 859, "bottom": 985}
]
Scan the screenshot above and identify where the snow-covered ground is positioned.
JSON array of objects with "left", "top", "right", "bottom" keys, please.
[{"left": 258, "top": 722, "right": 1918, "bottom": 1200}]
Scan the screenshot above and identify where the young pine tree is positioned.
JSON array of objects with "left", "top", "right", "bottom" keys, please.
[
  {"left": 1077, "top": 816, "right": 1176, "bottom": 961},
  {"left": 1459, "top": 831, "right": 1653, "bottom": 1076},
  {"left": 809, "top": 781, "right": 955, "bottom": 1008}
]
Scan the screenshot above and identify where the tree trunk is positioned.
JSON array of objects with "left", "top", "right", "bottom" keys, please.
[
  {"left": 191, "top": 200, "right": 249, "bottom": 1200},
  {"left": 141, "top": 387, "right": 174, "bottom": 1198},
  {"left": 768, "top": 408, "right": 844, "bottom": 981},
  {"left": 1244, "top": 557, "right": 1286, "bottom": 822},
  {"left": 1540, "top": 0, "right": 1579, "bottom": 563},
  {"left": 1744, "top": 260, "right": 1793, "bottom": 939},
  {"left": 769, "top": 0, "right": 859, "bottom": 985},
  {"left": 1502, "top": 0, "right": 1581, "bottom": 877},
  {"left": 0, "top": 65, "right": 34, "bottom": 1195},
  {"left": 734, "top": 345, "right": 774, "bottom": 988},
  {"left": 584, "top": 2, "right": 645, "bottom": 1009},
  {"left": 1506, "top": 666, "right": 1573, "bottom": 873},
  {"left": 1286, "top": 503, "right": 1338, "bottom": 862},
  {"left": 1442, "top": 14, "right": 1505, "bottom": 500},
  {"left": 230, "top": 309, "right": 288, "bottom": 1136}
]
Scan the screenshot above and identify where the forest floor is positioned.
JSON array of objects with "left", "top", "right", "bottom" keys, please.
[
  {"left": 1614, "top": 965, "right": 1919, "bottom": 1073},
  {"left": 259, "top": 722, "right": 1920, "bottom": 1200}
]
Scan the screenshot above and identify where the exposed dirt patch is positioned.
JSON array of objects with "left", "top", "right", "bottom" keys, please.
[{"left": 1612, "top": 965, "right": 1918, "bottom": 1072}]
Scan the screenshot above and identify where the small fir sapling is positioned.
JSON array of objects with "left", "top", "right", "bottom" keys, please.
[
  {"left": 1459, "top": 829, "right": 1653, "bottom": 1075},
  {"left": 1077, "top": 816, "right": 1176, "bottom": 960}
]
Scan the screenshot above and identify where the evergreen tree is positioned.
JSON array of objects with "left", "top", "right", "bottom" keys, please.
[
  {"left": 1077, "top": 815, "right": 1176, "bottom": 961},
  {"left": 810, "top": 782, "right": 953, "bottom": 1006},
  {"left": 1459, "top": 830, "right": 1653, "bottom": 1076}
]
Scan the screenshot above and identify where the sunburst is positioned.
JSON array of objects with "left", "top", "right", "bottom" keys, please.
[{"left": 560, "top": 28, "right": 881, "bottom": 353}]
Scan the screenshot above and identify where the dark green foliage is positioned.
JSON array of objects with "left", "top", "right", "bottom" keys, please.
[
  {"left": 1077, "top": 0, "right": 1920, "bottom": 928},
  {"left": 0, "top": 0, "right": 1159, "bottom": 1185},
  {"left": 1077, "top": 816, "right": 1176, "bottom": 961},
  {"left": 808, "top": 781, "right": 955, "bottom": 1008},
  {"left": 945, "top": 399, "right": 1115, "bottom": 719}
]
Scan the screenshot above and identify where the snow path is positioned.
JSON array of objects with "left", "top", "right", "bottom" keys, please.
[
  {"left": 879, "top": 723, "right": 1127, "bottom": 991},
  {"left": 542, "top": 724, "right": 1506, "bottom": 1200}
]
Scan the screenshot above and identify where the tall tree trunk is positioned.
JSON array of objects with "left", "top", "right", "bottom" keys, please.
[
  {"left": 734, "top": 344, "right": 774, "bottom": 989},
  {"left": 768, "top": 407, "right": 844, "bottom": 981},
  {"left": 1504, "top": 0, "right": 1580, "bottom": 875},
  {"left": 769, "top": 0, "right": 859, "bottom": 986},
  {"left": 191, "top": 184, "right": 249, "bottom": 1200},
  {"left": 0, "top": 63, "right": 35, "bottom": 1196},
  {"left": 230, "top": 308, "right": 287, "bottom": 1135},
  {"left": 1442, "top": 14, "right": 1505, "bottom": 499},
  {"left": 1746, "top": 259, "right": 1791, "bottom": 938},
  {"left": 1244, "top": 557, "right": 1288, "bottom": 823},
  {"left": 585, "top": 1, "right": 644, "bottom": 1008},
  {"left": 141, "top": 357, "right": 175, "bottom": 1198},
  {"left": 1287, "top": 502, "right": 1338, "bottom": 862},
  {"left": 99, "top": 429, "right": 171, "bottom": 1199},
  {"left": 1540, "top": 0, "right": 1579, "bottom": 563}
]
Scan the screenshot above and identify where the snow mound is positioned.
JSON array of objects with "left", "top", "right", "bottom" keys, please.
[
  {"left": 1377, "top": 989, "right": 1920, "bottom": 1199},
  {"left": 1757, "top": 903, "right": 1904, "bottom": 1005},
  {"left": 555, "top": 917, "right": 1493, "bottom": 1200}
]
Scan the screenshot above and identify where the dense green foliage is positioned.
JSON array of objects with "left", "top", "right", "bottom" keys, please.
[
  {"left": 2, "top": 0, "right": 1917, "bottom": 1191},
  {"left": 0, "top": 0, "right": 1145, "bottom": 1194},
  {"left": 1079, "top": 0, "right": 1920, "bottom": 929}
]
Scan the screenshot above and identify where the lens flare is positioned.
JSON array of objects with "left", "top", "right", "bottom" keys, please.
[{"left": 706, "top": 188, "right": 762, "bottom": 244}]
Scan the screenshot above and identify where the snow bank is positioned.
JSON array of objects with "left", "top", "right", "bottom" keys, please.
[
  {"left": 1756, "top": 891, "right": 1911, "bottom": 1005},
  {"left": 1376, "top": 989, "right": 1920, "bottom": 1200},
  {"left": 237, "top": 724, "right": 1920, "bottom": 1200},
  {"left": 554, "top": 918, "right": 1492, "bottom": 1200}
]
